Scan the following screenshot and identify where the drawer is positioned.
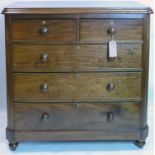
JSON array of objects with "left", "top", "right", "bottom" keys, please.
[
  {"left": 14, "top": 73, "right": 142, "bottom": 101},
  {"left": 15, "top": 102, "right": 141, "bottom": 130},
  {"left": 13, "top": 19, "right": 76, "bottom": 41},
  {"left": 13, "top": 44, "right": 142, "bottom": 71},
  {"left": 80, "top": 19, "right": 143, "bottom": 41}
]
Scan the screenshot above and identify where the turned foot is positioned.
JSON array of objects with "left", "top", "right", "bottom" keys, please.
[
  {"left": 9, "top": 142, "right": 19, "bottom": 151},
  {"left": 134, "top": 140, "right": 145, "bottom": 148}
]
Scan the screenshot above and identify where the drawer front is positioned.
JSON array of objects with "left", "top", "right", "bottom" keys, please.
[
  {"left": 13, "top": 19, "right": 76, "bottom": 41},
  {"left": 13, "top": 44, "right": 142, "bottom": 71},
  {"left": 15, "top": 102, "right": 141, "bottom": 130},
  {"left": 80, "top": 19, "right": 143, "bottom": 41},
  {"left": 14, "top": 73, "right": 142, "bottom": 101}
]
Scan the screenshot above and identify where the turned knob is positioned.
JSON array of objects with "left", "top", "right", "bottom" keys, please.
[
  {"left": 107, "top": 112, "right": 114, "bottom": 121},
  {"left": 107, "top": 27, "right": 116, "bottom": 36},
  {"left": 40, "top": 53, "right": 48, "bottom": 63},
  {"left": 40, "top": 26, "right": 48, "bottom": 34},
  {"left": 40, "top": 82, "right": 48, "bottom": 93},
  {"left": 41, "top": 112, "right": 49, "bottom": 121},
  {"left": 107, "top": 83, "right": 115, "bottom": 92}
]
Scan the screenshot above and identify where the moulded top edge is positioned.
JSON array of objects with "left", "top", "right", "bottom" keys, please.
[
  {"left": 2, "top": 7, "right": 153, "bottom": 14},
  {"left": 2, "top": 1, "right": 153, "bottom": 14}
]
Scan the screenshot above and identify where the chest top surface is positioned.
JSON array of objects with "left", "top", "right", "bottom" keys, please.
[{"left": 2, "top": 1, "right": 153, "bottom": 14}]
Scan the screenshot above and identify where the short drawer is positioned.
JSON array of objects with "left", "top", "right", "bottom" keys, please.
[
  {"left": 13, "top": 44, "right": 142, "bottom": 71},
  {"left": 80, "top": 19, "right": 143, "bottom": 41},
  {"left": 13, "top": 19, "right": 76, "bottom": 41},
  {"left": 14, "top": 102, "right": 141, "bottom": 130},
  {"left": 14, "top": 73, "right": 142, "bottom": 101}
]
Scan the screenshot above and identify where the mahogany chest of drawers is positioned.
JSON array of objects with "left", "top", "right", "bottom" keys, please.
[{"left": 2, "top": 1, "right": 152, "bottom": 150}]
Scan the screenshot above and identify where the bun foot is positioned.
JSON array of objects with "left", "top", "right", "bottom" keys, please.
[
  {"left": 134, "top": 140, "right": 145, "bottom": 148},
  {"left": 9, "top": 142, "right": 19, "bottom": 151}
]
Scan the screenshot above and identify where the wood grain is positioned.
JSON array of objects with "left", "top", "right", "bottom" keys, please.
[
  {"left": 14, "top": 129, "right": 143, "bottom": 141},
  {"left": 5, "top": 15, "right": 14, "bottom": 129},
  {"left": 12, "top": 14, "right": 145, "bottom": 20},
  {"left": 2, "top": 7, "right": 153, "bottom": 15},
  {"left": 7, "top": 126, "right": 149, "bottom": 142},
  {"left": 80, "top": 19, "right": 143, "bottom": 41},
  {"left": 14, "top": 102, "right": 141, "bottom": 130},
  {"left": 141, "top": 14, "right": 150, "bottom": 128},
  {"left": 13, "top": 44, "right": 142, "bottom": 71},
  {"left": 13, "top": 19, "right": 77, "bottom": 41},
  {"left": 14, "top": 73, "right": 142, "bottom": 101},
  {"left": 3, "top": 5, "right": 151, "bottom": 144}
]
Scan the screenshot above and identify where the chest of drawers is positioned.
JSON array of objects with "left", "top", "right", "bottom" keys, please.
[{"left": 2, "top": 1, "right": 152, "bottom": 150}]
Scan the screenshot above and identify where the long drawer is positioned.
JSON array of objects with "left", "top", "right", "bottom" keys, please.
[
  {"left": 13, "top": 19, "right": 77, "bottom": 41},
  {"left": 14, "top": 73, "right": 142, "bottom": 101},
  {"left": 13, "top": 44, "right": 142, "bottom": 71},
  {"left": 14, "top": 102, "right": 141, "bottom": 130}
]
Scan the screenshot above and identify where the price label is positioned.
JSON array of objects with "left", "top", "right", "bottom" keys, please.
[{"left": 108, "top": 40, "right": 117, "bottom": 58}]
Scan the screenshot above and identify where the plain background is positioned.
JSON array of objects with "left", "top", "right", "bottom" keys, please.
[{"left": 0, "top": 0, "right": 154, "bottom": 154}]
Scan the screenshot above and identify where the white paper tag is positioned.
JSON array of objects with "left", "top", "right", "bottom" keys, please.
[{"left": 108, "top": 40, "right": 117, "bottom": 58}]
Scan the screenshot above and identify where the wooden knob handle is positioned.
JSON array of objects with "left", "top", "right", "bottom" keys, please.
[
  {"left": 41, "top": 112, "right": 49, "bottom": 121},
  {"left": 107, "top": 27, "right": 116, "bottom": 35},
  {"left": 40, "top": 26, "right": 48, "bottom": 34},
  {"left": 40, "top": 82, "right": 48, "bottom": 93},
  {"left": 107, "top": 83, "right": 115, "bottom": 92},
  {"left": 40, "top": 53, "right": 48, "bottom": 63},
  {"left": 107, "top": 112, "right": 114, "bottom": 121}
]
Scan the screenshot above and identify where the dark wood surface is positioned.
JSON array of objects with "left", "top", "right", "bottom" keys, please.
[
  {"left": 3, "top": 8, "right": 152, "bottom": 14},
  {"left": 12, "top": 18, "right": 143, "bottom": 41},
  {"left": 80, "top": 19, "right": 143, "bottom": 41},
  {"left": 5, "top": 15, "right": 14, "bottom": 130},
  {"left": 14, "top": 102, "right": 141, "bottom": 130},
  {"left": 13, "top": 19, "right": 77, "bottom": 41},
  {"left": 13, "top": 44, "right": 142, "bottom": 71},
  {"left": 12, "top": 14, "right": 145, "bottom": 20},
  {"left": 14, "top": 128, "right": 147, "bottom": 141},
  {"left": 14, "top": 73, "right": 142, "bottom": 101},
  {"left": 3, "top": 3, "right": 151, "bottom": 145},
  {"left": 140, "top": 14, "right": 150, "bottom": 128},
  {"left": 2, "top": 1, "right": 153, "bottom": 15},
  {"left": 7, "top": 125, "right": 149, "bottom": 142}
]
